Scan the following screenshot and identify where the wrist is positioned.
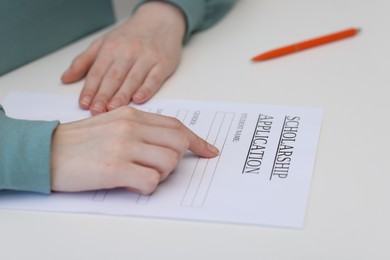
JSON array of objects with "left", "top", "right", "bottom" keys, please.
[{"left": 132, "top": 1, "right": 186, "bottom": 42}]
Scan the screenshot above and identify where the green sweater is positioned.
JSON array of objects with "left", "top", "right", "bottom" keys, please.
[{"left": 0, "top": 0, "right": 235, "bottom": 194}]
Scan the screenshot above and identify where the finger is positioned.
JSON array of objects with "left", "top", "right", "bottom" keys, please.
[
  {"left": 79, "top": 54, "right": 113, "bottom": 112},
  {"left": 98, "top": 119, "right": 188, "bottom": 165},
  {"left": 164, "top": 121, "right": 220, "bottom": 158},
  {"left": 128, "top": 142, "right": 182, "bottom": 182},
  {"left": 132, "top": 64, "right": 170, "bottom": 104},
  {"left": 127, "top": 110, "right": 220, "bottom": 158},
  {"left": 188, "top": 133, "right": 220, "bottom": 158},
  {"left": 108, "top": 164, "right": 161, "bottom": 195},
  {"left": 61, "top": 39, "right": 103, "bottom": 84},
  {"left": 87, "top": 106, "right": 220, "bottom": 157},
  {"left": 90, "top": 58, "right": 132, "bottom": 114},
  {"left": 107, "top": 58, "right": 156, "bottom": 110}
]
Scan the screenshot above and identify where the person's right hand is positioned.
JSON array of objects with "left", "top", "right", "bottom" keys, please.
[{"left": 50, "top": 106, "right": 219, "bottom": 195}]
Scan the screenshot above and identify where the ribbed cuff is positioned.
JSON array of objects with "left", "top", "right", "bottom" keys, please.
[{"left": 0, "top": 107, "right": 59, "bottom": 194}]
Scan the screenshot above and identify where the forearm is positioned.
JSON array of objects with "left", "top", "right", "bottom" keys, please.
[{"left": 0, "top": 106, "right": 59, "bottom": 194}]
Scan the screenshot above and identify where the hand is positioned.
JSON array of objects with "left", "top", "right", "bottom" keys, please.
[
  {"left": 50, "top": 106, "right": 219, "bottom": 195},
  {"left": 61, "top": 2, "right": 186, "bottom": 115}
]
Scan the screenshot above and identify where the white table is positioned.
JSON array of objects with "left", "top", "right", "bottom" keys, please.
[{"left": 1, "top": 0, "right": 389, "bottom": 259}]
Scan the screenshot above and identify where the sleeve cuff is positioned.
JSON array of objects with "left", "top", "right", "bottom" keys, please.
[{"left": 0, "top": 106, "right": 59, "bottom": 194}]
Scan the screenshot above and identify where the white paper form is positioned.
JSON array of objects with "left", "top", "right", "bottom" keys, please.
[{"left": 0, "top": 92, "right": 323, "bottom": 228}]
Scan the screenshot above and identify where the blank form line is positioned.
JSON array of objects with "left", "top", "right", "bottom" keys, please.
[
  {"left": 181, "top": 111, "right": 221, "bottom": 206},
  {"left": 136, "top": 109, "right": 189, "bottom": 205},
  {"left": 191, "top": 112, "right": 226, "bottom": 205},
  {"left": 195, "top": 112, "right": 235, "bottom": 207},
  {"left": 181, "top": 112, "right": 235, "bottom": 207},
  {"left": 92, "top": 190, "right": 109, "bottom": 201}
]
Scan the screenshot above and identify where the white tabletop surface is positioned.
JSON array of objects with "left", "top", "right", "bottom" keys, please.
[{"left": 1, "top": 0, "right": 389, "bottom": 259}]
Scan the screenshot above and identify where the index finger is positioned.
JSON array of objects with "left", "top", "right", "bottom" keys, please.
[
  {"left": 106, "top": 106, "right": 220, "bottom": 157},
  {"left": 187, "top": 131, "right": 220, "bottom": 158},
  {"left": 135, "top": 109, "right": 220, "bottom": 158}
]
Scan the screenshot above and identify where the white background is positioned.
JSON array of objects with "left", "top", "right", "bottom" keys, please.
[{"left": 1, "top": 0, "right": 389, "bottom": 259}]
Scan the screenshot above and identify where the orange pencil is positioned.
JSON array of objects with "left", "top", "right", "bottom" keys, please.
[{"left": 251, "top": 27, "right": 360, "bottom": 61}]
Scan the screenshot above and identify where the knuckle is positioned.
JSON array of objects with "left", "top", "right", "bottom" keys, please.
[
  {"left": 109, "top": 137, "right": 128, "bottom": 152},
  {"left": 116, "top": 106, "right": 138, "bottom": 118},
  {"left": 129, "top": 73, "right": 142, "bottom": 85},
  {"left": 138, "top": 85, "right": 154, "bottom": 98},
  {"left": 113, "top": 91, "right": 131, "bottom": 105},
  {"left": 122, "top": 45, "right": 139, "bottom": 59},
  {"left": 80, "top": 89, "right": 95, "bottom": 98},
  {"left": 140, "top": 171, "right": 160, "bottom": 195},
  {"left": 127, "top": 41, "right": 143, "bottom": 52},
  {"left": 102, "top": 37, "right": 120, "bottom": 51},
  {"left": 87, "top": 67, "right": 103, "bottom": 79},
  {"left": 169, "top": 117, "right": 184, "bottom": 130},
  {"left": 140, "top": 77, "right": 163, "bottom": 97},
  {"left": 176, "top": 132, "right": 190, "bottom": 148},
  {"left": 148, "top": 72, "right": 164, "bottom": 86},
  {"left": 106, "top": 67, "right": 123, "bottom": 82},
  {"left": 93, "top": 94, "right": 110, "bottom": 104},
  {"left": 165, "top": 119, "right": 190, "bottom": 146},
  {"left": 113, "top": 118, "right": 140, "bottom": 133},
  {"left": 165, "top": 150, "right": 181, "bottom": 171}
]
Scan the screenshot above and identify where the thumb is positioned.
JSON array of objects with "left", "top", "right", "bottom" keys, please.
[{"left": 61, "top": 39, "right": 103, "bottom": 84}]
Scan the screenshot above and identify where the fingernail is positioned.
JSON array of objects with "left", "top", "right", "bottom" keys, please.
[
  {"left": 80, "top": 96, "right": 92, "bottom": 107},
  {"left": 207, "top": 143, "right": 220, "bottom": 155},
  {"left": 133, "top": 92, "right": 145, "bottom": 103},
  {"left": 107, "top": 99, "right": 121, "bottom": 110},
  {"left": 92, "top": 101, "right": 105, "bottom": 113}
]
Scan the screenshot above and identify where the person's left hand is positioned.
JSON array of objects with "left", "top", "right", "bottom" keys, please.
[{"left": 61, "top": 2, "right": 186, "bottom": 115}]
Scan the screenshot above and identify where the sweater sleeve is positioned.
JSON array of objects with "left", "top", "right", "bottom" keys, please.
[
  {"left": 0, "top": 0, "right": 115, "bottom": 76},
  {"left": 0, "top": 106, "right": 59, "bottom": 194},
  {"left": 134, "top": 0, "right": 236, "bottom": 42}
]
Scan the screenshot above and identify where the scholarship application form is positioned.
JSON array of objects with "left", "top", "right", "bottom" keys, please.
[{"left": 0, "top": 92, "right": 323, "bottom": 229}]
